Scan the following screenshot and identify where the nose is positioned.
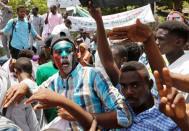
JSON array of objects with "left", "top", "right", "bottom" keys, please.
[
  {"left": 125, "top": 86, "right": 135, "bottom": 96},
  {"left": 60, "top": 51, "right": 69, "bottom": 58}
]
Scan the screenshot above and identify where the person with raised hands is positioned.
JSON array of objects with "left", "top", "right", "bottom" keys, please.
[
  {"left": 107, "top": 12, "right": 189, "bottom": 96},
  {"left": 154, "top": 68, "right": 189, "bottom": 131}
]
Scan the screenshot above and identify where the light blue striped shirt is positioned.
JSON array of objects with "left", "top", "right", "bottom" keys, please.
[
  {"left": 3, "top": 18, "right": 37, "bottom": 50},
  {"left": 31, "top": 64, "right": 133, "bottom": 130}
]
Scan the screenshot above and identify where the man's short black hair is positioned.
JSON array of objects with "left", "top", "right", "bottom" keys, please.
[
  {"left": 44, "top": 35, "right": 54, "bottom": 48},
  {"left": 121, "top": 61, "right": 150, "bottom": 82},
  {"left": 111, "top": 43, "right": 140, "bottom": 61},
  {"left": 111, "top": 45, "right": 128, "bottom": 59},
  {"left": 18, "top": 49, "right": 34, "bottom": 59},
  {"left": 14, "top": 57, "right": 32, "bottom": 75},
  {"left": 157, "top": 21, "right": 189, "bottom": 43},
  {"left": 50, "top": 5, "right": 57, "bottom": 9},
  {"left": 32, "top": 6, "right": 39, "bottom": 11},
  {"left": 124, "top": 43, "right": 141, "bottom": 61},
  {"left": 17, "top": 5, "right": 25, "bottom": 12},
  {"left": 64, "top": 19, "right": 72, "bottom": 25}
]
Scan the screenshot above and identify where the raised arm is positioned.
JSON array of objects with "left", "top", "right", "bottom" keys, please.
[
  {"left": 108, "top": 19, "right": 166, "bottom": 80},
  {"left": 88, "top": 3, "right": 120, "bottom": 86},
  {"left": 45, "top": 10, "right": 49, "bottom": 24},
  {"left": 108, "top": 20, "right": 189, "bottom": 92}
]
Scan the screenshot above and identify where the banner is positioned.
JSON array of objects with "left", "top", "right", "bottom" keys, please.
[
  {"left": 47, "top": 0, "right": 81, "bottom": 8},
  {"left": 69, "top": 4, "right": 155, "bottom": 31}
]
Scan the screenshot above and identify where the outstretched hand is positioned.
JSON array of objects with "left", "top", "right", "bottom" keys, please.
[
  {"left": 2, "top": 83, "right": 28, "bottom": 108},
  {"left": 25, "top": 88, "right": 61, "bottom": 111},
  {"left": 107, "top": 19, "right": 153, "bottom": 45},
  {"left": 154, "top": 68, "right": 187, "bottom": 120}
]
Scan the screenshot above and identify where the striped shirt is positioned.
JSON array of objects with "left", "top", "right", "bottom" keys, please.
[
  {"left": 121, "top": 100, "right": 180, "bottom": 131},
  {"left": 31, "top": 64, "right": 133, "bottom": 130}
]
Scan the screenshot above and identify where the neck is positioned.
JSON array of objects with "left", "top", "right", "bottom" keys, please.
[
  {"left": 19, "top": 72, "right": 32, "bottom": 82},
  {"left": 19, "top": 18, "right": 24, "bottom": 21},
  {"left": 133, "top": 94, "right": 154, "bottom": 115},
  {"left": 166, "top": 50, "right": 184, "bottom": 65}
]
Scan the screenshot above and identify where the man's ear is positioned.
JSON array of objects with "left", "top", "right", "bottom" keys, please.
[
  {"left": 175, "top": 38, "right": 185, "bottom": 47},
  {"left": 120, "top": 57, "right": 128, "bottom": 65}
]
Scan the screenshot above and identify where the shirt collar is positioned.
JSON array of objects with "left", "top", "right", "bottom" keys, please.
[
  {"left": 70, "top": 63, "right": 82, "bottom": 77},
  {"left": 58, "top": 63, "right": 82, "bottom": 79}
]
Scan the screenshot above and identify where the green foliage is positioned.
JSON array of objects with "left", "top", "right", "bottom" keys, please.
[
  {"left": 101, "top": 5, "right": 138, "bottom": 16},
  {"left": 183, "top": 1, "right": 189, "bottom": 8},
  {"left": 8, "top": 0, "right": 48, "bottom": 17}
]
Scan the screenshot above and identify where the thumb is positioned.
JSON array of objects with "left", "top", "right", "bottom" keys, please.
[
  {"left": 33, "top": 104, "right": 46, "bottom": 111},
  {"left": 136, "top": 19, "right": 142, "bottom": 25}
]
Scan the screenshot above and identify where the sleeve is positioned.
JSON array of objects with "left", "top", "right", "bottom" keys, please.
[
  {"left": 0, "top": 2, "right": 5, "bottom": 7},
  {"left": 93, "top": 71, "right": 133, "bottom": 127},
  {"left": 2, "top": 19, "right": 13, "bottom": 35},
  {"left": 30, "top": 23, "right": 37, "bottom": 37},
  {"left": 36, "top": 69, "right": 43, "bottom": 86},
  {"left": 25, "top": 102, "right": 40, "bottom": 131},
  {"left": 59, "top": 15, "right": 63, "bottom": 24}
]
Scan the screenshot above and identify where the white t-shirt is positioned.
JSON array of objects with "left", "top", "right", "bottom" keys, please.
[{"left": 168, "top": 53, "right": 189, "bottom": 102}]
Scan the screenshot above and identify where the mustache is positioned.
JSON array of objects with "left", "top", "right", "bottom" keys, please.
[{"left": 125, "top": 96, "right": 138, "bottom": 101}]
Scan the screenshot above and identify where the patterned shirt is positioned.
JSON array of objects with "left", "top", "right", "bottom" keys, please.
[
  {"left": 121, "top": 100, "right": 180, "bottom": 131},
  {"left": 30, "top": 64, "right": 133, "bottom": 130}
]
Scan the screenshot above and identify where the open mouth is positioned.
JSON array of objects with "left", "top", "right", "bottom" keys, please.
[{"left": 61, "top": 60, "right": 70, "bottom": 68}]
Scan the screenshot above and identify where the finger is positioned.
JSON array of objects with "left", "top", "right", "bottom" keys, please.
[
  {"left": 89, "top": 119, "right": 98, "bottom": 131},
  {"left": 113, "top": 26, "right": 130, "bottom": 32},
  {"left": 25, "top": 94, "right": 41, "bottom": 106},
  {"left": 159, "top": 97, "right": 174, "bottom": 117},
  {"left": 3, "top": 87, "right": 15, "bottom": 104},
  {"left": 136, "top": 19, "right": 142, "bottom": 26},
  {"left": 57, "top": 106, "right": 61, "bottom": 109},
  {"left": 167, "top": 87, "right": 178, "bottom": 104},
  {"left": 154, "top": 70, "right": 164, "bottom": 97},
  {"left": 162, "top": 68, "right": 172, "bottom": 89},
  {"left": 107, "top": 31, "right": 128, "bottom": 37},
  {"left": 159, "top": 97, "right": 167, "bottom": 114},
  {"left": 109, "top": 36, "right": 128, "bottom": 40},
  {"left": 172, "top": 93, "right": 186, "bottom": 119},
  {"left": 3, "top": 92, "right": 18, "bottom": 108},
  {"left": 33, "top": 104, "right": 50, "bottom": 111},
  {"left": 15, "top": 96, "right": 25, "bottom": 106}
]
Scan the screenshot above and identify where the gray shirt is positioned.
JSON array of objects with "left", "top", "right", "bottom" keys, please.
[
  {"left": 29, "top": 14, "right": 43, "bottom": 35},
  {"left": 0, "top": 2, "right": 12, "bottom": 29}
]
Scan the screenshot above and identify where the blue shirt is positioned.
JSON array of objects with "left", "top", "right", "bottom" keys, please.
[
  {"left": 3, "top": 18, "right": 37, "bottom": 50},
  {"left": 121, "top": 100, "right": 180, "bottom": 131},
  {"left": 30, "top": 64, "right": 133, "bottom": 130}
]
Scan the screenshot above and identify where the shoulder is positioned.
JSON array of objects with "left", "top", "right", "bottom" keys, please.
[{"left": 39, "top": 72, "right": 59, "bottom": 87}]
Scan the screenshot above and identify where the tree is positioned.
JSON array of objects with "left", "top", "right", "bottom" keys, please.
[{"left": 8, "top": 0, "right": 48, "bottom": 17}]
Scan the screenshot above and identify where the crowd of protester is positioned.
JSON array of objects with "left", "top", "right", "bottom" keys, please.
[{"left": 1, "top": 0, "right": 189, "bottom": 130}]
